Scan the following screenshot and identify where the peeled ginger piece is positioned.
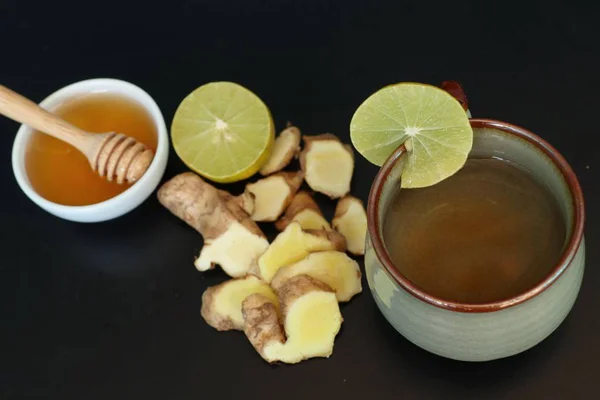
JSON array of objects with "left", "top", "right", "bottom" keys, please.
[
  {"left": 332, "top": 196, "right": 368, "bottom": 255},
  {"left": 288, "top": 209, "right": 331, "bottom": 231},
  {"left": 242, "top": 275, "right": 342, "bottom": 364},
  {"left": 259, "top": 125, "right": 302, "bottom": 175},
  {"left": 257, "top": 222, "right": 344, "bottom": 282},
  {"left": 195, "top": 223, "right": 270, "bottom": 277},
  {"left": 246, "top": 171, "right": 304, "bottom": 222},
  {"left": 275, "top": 191, "right": 331, "bottom": 231},
  {"left": 300, "top": 134, "right": 354, "bottom": 199},
  {"left": 201, "top": 275, "right": 279, "bottom": 331},
  {"left": 271, "top": 251, "right": 362, "bottom": 302}
]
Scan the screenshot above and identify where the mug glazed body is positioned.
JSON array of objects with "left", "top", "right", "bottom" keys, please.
[
  {"left": 365, "top": 119, "right": 585, "bottom": 362},
  {"left": 366, "top": 235, "right": 584, "bottom": 361}
]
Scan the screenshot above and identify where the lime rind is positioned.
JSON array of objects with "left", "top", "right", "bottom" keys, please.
[{"left": 350, "top": 82, "right": 473, "bottom": 188}]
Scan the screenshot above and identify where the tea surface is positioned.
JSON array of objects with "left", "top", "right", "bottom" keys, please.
[{"left": 384, "top": 158, "right": 566, "bottom": 303}]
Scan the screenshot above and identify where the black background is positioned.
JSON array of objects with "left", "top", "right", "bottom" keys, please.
[{"left": 1, "top": 1, "right": 599, "bottom": 399}]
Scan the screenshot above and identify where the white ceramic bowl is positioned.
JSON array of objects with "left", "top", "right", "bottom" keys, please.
[
  {"left": 365, "top": 119, "right": 586, "bottom": 361},
  {"left": 11, "top": 78, "right": 169, "bottom": 223}
]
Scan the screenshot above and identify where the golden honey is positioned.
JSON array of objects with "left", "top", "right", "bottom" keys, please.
[{"left": 25, "top": 93, "right": 158, "bottom": 206}]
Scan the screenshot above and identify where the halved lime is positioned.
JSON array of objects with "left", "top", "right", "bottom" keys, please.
[
  {"left": 171, "top": 82, "right": 274, "bottom": 183},
  {"left": 350, "top": 82, "right": 473, "bottom": 188}
]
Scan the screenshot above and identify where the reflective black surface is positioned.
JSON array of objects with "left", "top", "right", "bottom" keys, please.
[{"left": 1, "top": 1, "right": 599, "bottom": 398}]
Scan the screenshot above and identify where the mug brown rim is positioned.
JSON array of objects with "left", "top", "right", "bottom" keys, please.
[{"left": 367, "top": 118, "right": 585, "bottom": 313}]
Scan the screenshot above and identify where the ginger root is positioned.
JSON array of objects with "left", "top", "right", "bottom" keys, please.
[
  {"left": 259, "top": 125, "right": 302, "bottom": 176},
  {"left": 157, "top": 172, "right": 269, "bottom": 278},
  {"left": 201, "top": 275, "right": 279, "bottom": 331},
  {"left": 299, "top": 134, "right": 354, "bottom": 199},
  {"left": 275, "top": 191, "right": 332, "bottom": 231},
  {"left": 257, "top": 222, "right": 345, "bottom": 282},
  {"left": 271, "top": 251, "right": 362, "bottom": 302},
  {"left": 332, "top": 196, "right": 368, "bottom": 255},
  {"left": 245, "top": 171, "right": 304, "bottom": 222},
  {"left": 242, "top": 275, "right": 342, "bottom": 364}
]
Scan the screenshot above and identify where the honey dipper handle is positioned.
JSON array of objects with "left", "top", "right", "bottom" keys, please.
[{"left": 0, "top": 84, "right": 90, "bottom": 150}]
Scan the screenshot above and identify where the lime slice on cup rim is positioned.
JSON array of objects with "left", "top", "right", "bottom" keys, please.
[{"left": 350, "top": 82, "right": 473, "bottom": 188}]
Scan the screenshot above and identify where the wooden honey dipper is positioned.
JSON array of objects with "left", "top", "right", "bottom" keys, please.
[{"left": 0, "top": 84, "right": 154, "bottom": 184}]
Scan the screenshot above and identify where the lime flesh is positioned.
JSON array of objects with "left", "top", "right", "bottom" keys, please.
[{"left": 171, "top": 82, "right": 274, "bottom": 183}]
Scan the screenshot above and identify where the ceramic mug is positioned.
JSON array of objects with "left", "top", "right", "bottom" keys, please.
[{"left": 365, "top": 119, "right": 585, "bottom": 362}]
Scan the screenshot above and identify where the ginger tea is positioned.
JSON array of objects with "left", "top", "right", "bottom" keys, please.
[
  {"left": 25, "top": 93, "right": 158, "bottom": 206},
  {"left": 383, "top": 158, "right": 566, "bottom": 303}
]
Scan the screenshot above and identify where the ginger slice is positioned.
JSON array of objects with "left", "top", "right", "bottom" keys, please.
[
  {"left": 201, "top": 275, "right": 279, "bottom": 331},
  {"left": 194, "top": 225, "right": 268, "bottom": 277},
  {"left": 259, "top": 125, "right": 302, "bottom": 176},
  {"left": 290, "top": 210, "right": 331, "bottom": 231},
  {"left": 257, "top": 222, "right": 344, "bottom": 282},
  {"left": 332, "top": 196, "right": 368, "bottom": 255},
  {"left": 299, "top": 134, "right": 354, "bottom": 199},
  {"left": 275, "top": 191, "right": 331, "bottom": 231},
  {"left": 271, "top": 251, "right": 362, "bottom": 302},
  {"left": 221, "top": 190, "right": 255, "bottom": 216},
  {"left": 245, "top": 171, "right": 304, "bottom": 222},
  {"left": 157, "top": 172, "right": 269, "bottom": 278},
  {"left": 242, "top": 275, "right": 342, "bottom": 364},
  {"left": 306, "top": 228, "right": 347, "bottom": 253}
]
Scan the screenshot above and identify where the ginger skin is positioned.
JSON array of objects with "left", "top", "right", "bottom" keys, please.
[
  {"left": 158, "top": 172, "right": 264, "bottom": 240},
  {"left": 242, "top": 294, "right": 285, "bottom": 357}
]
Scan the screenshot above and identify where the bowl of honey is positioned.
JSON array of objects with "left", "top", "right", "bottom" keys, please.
[{"left": 11, "top": 78, "right": 169, "bottom": 222}]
